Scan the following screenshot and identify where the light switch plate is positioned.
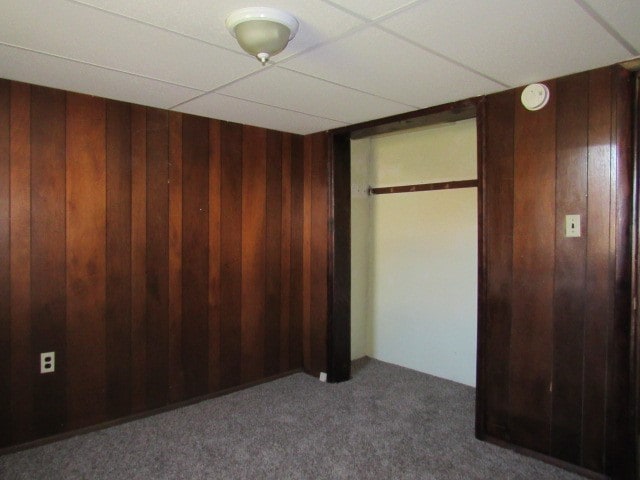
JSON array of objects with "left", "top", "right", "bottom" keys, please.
[{"left": 565, "top": 214, "right": 580, "bottom": 238}]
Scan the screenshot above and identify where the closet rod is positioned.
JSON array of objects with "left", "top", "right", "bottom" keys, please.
[{"left": 370, "top": 179, "right": 478, "bottom": 195}]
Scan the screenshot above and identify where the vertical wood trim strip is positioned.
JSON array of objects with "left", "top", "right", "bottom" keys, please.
[
  {"left": 168, "top": 112, "right": 184, "bottom": 403},
  {"left": 208, "top": 120, "right": 222, "bottom": 391},
  {"left": 241, "top": 125, "right": 266, "bottom": 383},
  {"left": 582, "top": 68, "right": 613, "bottom": 472},
  {"left": 9, "top": 82, "right": 32, "bottom": 443},
  {"left": 550, "top": 73, "right": 589, "bottom": 464},
  {"left": 605, "top": 66, "right": 633, "bottom": 478},
  {"left": 302, "top": 136, "right": 312, "bottom": 371},
  {"left": 0, "top": 80, "right": 11, "bottom": 447},
  {"left": 310, "top": 133, "right": 328, "bottom": 376},
  {"left": 30, "top": 86, "right": 67, "bottom": 436},
  {"left": 130, "top": 106, "right": 147, "bottom": 413},
  {"left": 105, "top": 100, "right": 132, "bottom": 419},
  {"left": 289, "top": 136, "right": 304, "bottom": 369},
  {"left": 181, "top": 115, "right": 210, "bottom": 396},
  {"left": 482, "top": 91, "right": 514, "bottom": 436},
  {"left": 65, "top": 93, "right": 107, "bottom": 429},
  {"left": 145, "top": 108, "right": 170, "bottom": 409},
  {"left": 510, "top": 82, "right": 556, "bottom": 453},
  {"left": 280, "top": 133, "right": 292, "bottom": 372},
  {"left": 219, "top": 122, "right": 242, "bottom": 388},
  {"left": 265, "top": 130, "right": 282, "bottom": 376}
]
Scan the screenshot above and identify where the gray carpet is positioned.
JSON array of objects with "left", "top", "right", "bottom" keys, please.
[{"left": 1, "top": 358, "right": 583, "bottom": 479}]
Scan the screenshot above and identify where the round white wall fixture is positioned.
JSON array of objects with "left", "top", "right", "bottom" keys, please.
[{"left": 521, "top": 83, "right": 550, "bottom": 111}]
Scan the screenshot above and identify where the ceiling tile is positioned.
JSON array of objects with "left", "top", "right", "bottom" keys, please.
[
  {"left": 283, "top": 27, "right": 505, "bottom": 108},
  {"left": 217, "top": 67, "right": 414, "bottom": 124},
  {"left": 1, "top": 0, "right": 260, "bottom": 91},
  {"left": 175, "top": 92, "right": 346, "bottom": 135},
  {"left": 381, "top": 0, "right": 631, "bottom": 86},
  {"left": 0, "top": 45, "right": 202, "bottom": 109},
  {"left": 321, "top": 0, "right": 423, "bottom": 20},
  {"left": 73, "top": 0, "right": 364, "bottom": 61},
  {"left": 581, "top": 0, "right": 640, "bottom": 52}
]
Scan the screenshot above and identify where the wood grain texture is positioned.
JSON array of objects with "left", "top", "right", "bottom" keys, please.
[
  {"left": 476, "top": 66, "right": 635, "bottom": 477},
  {"left": 219, "top": 121, "right": 243, "bottom": 389},
  {"left": 208, "top": 120, "right": 222, "bottom": 392},
  {"left": 0, "top": 79, "right": 308, "bottom": 450},
  {"left": 370, "top": 179, "right": 477, "bottom": 195},
  {"left": 9, "top": 82, "right": 32, "bottom": 444},
  {"left": 66, "top": 92, "right": 107, "bottom": 429},
  {"left": 310, "top": 133, "right": 328, "bottom": 377},
  {"left": 289, "top": 136, "right": 304, "bottom": 370},
  {"left": 30, "top": 86, "right": 67, "bottom": 437},
  {"left": 241, "top": 125, "right": 267, "bottom": 383},
  {"left": 0, "top": 79, "right": 10, "bottom": 447},
  {"left": 130, "top": 105, "right": 147, "bottom": 413},
  {"left": 327, "top": 132, "right": 351, "bottom": 382},
  {"left": 551, "top": 73, "right": 588, "bottom": 464},
  {"left": 168, "top": 112, "right": 184, "bottom": 403},
  {"left": 105, "top": 100, "right": 132, "bottom": 419},
  {"left": 605, "top": 66, "right": 634, "bottom": 478},
  {"left": 481, "top": 90, "right": 514, "bottom": 437},
  {"left": 181, "top": 114, "right": 209, "bottom": 396},
  {"left": 280, "top": 133, "right": 292, "bottom": 372},
  {"left": 145, "top": 108, "right": 170, "bottom": 409},
  {"left": 302, "top": 136, "right": 312, "bottom": 372},
  {"left": 265, "top": 130, "right": 282, "bottom": 377},
  {"left": 509, "top": 81, "right": 556, "bottom": 454},
  {"left": 582, "top": 68, "right": 613, "bottom": 473}
]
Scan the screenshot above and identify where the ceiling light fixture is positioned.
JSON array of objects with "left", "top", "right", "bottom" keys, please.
[{"left": 226, "top": 7, "right": 299, "bottom": 66}]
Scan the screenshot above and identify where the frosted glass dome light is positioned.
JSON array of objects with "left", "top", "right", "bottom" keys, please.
[{"left": 226, "top": 7, "right": 299, "bottom": 65}]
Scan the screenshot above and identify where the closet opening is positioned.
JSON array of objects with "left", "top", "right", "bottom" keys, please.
[{"left": 326, "top": 99, "right": 481, "bottom": 384}]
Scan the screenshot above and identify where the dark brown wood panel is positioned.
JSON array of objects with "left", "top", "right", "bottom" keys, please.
[
  {"left": 550, "top": 72, "right": 589, "bottom": 464},
  {"left": 105, "top": 100, "right": 132, "bottom": 419},
  {"left": 289, "top": 135, "right": 304, "bottom": 370},
  {"left": 130, "top": 105, "right": 147, "bottom": 413},
  {"left": 181, "top": 114, "right": 210, "bottom": 396},
  {"left": 509, "top": 82, "right": 556, "bottom": 453},
  {"left": 370, "top": 179, "right": 478, "bottom": 195},
  {"left": 582, "top": 68, "right": 613, "bottom": 473},
  {"left": 219, "top": 121, "right": 243, "bottom": 389},
  {"left": 280, "top": 133, "right": 292, "bottom": 372},
  {"left": 327, "top": 132, "right": 351, "bottom": 382},
  {"left": 481, "top": 90, "right": 514, "bottom": 437},
  {"left": 30, "top": 86, "right": 67, "bottom": 437},
  {"left": 0, "top": 79, "right": 10, "bottom": 447},
  {"left": 9, "top": 82, "right": 32, "bottom": 444},
  {"left": 310, "top": 133, "right": 328, "bottom": 377},
  {"left": 302, "top": 136, "right": 312, "bottom": 372},
  {"left": 66, "top": 93, "right": 107, "bottom": 430},
  {"left": 168, "top": 112, "right": 184, "bottom": 403},
  {"left": 265, "top": 130, "right": 282, "bottom": 376},
  {"left": 208, "top": 120, "right": 222, "bottom": 392},
  {"left": 241, "top": 125, "right": 266, "bottom": 383},
  {"left": 0, "top": 78, "right": 307, "bottom": 450},
  {"left": 606, "top": 66, "right": 634, "bottom": 479},
  {"left": 145, "top": 108, "right": 170, "bottom": 409}
]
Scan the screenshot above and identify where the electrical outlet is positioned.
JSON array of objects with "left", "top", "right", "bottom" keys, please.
[
  {"left": 40, "top": 352, "right": 55, "bottom": 374},
  {"left": 319, "top": 372, "right": 327, "bottom": 382}
]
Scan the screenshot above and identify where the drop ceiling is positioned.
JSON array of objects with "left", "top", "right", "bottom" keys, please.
[{"left": 1, "top": 0, "right": 638, "bottom": 135}]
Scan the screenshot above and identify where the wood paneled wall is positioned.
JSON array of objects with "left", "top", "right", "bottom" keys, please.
[
  {"left": 478, "top": 65, "right": 634, "bottom": 478},
  {"left": 0, "top": 79, "right": 330, "bottom": 448}
]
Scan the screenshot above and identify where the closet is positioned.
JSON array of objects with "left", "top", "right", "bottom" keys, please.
[{"left": 350, "top": 119, "right": 478, "bottom": 386}]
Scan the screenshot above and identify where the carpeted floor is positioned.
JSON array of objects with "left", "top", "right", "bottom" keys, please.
[{"left": 0, "top": 358, "right": 583, "bottom": 479}]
